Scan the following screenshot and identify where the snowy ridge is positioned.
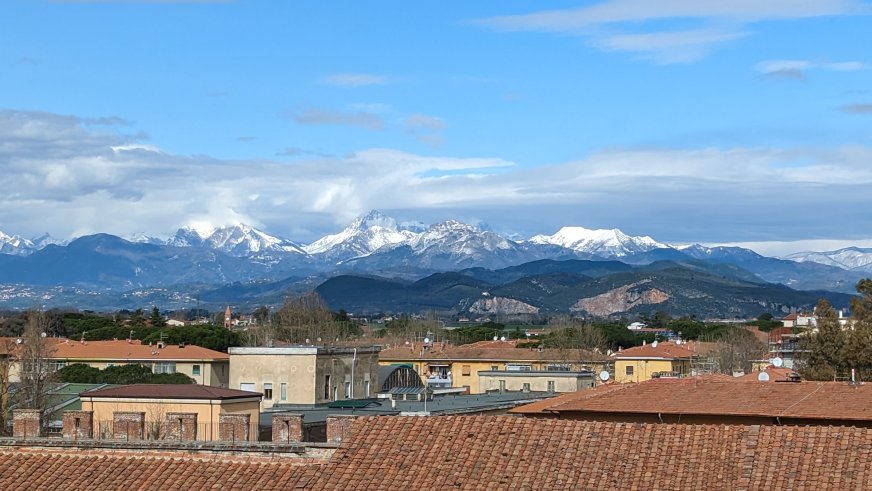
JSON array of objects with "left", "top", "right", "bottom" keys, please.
[
  {"left": 529, "top": 226, "right": 664, "bottom": 257},
  {"left": 784, "top": 247, "right": 872, "bottom": 272},
  {"left": 302, "top": 210, "right": 415, "bottom": 258}
]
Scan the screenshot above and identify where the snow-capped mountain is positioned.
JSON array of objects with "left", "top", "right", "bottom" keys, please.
[
  {"left": 410, "top": 220, "right": 514, "bottom": 255},
  {"left": 783, "top": 247, "right": 872, "bottom": 273},
  {"left": 201, "top": 224, "right": 306, "bottom": 257},
  {"left": 302, "top": 210, "right": 417, "bottom": 260},
  {"left": 529, "top": 226, "right": 665, "bottom": 257},
  {"left": 0, "top": 230, "right": 35, "bottom": 256}
]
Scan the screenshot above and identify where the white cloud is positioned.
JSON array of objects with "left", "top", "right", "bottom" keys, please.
[
  {"left": 756, "top": 59, "right": 868, "bottom": 79},
  {"left": 476, "top": 0, "right": 870, "bottom": 64},
  {"left": 322, "top": 73, "right": 387, "bottom": 87},
  {"left": 3, "top": 108, "right": 872, "bottom": 245},
  {"left": 287, "top": 107, "right": 386, "bottom": 131}
]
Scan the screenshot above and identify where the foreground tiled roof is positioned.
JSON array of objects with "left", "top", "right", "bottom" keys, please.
[
  {"left": 0, "top": 448, "right": 319, "bottom": 491},
  {"left": 511, "top": 378, "right": 872, "bottom": 422},
  {"left": 80, "top": 383, "right": 261, "bottom": 400},
  {"left": 6, "top": 416, "right": 872, "bottom": 490},
  {"left": 48, "top": 339, "right": 230, "bottom": 361},
  {"left": 307, "top": 416, "right": 872, "bottom": 490}
]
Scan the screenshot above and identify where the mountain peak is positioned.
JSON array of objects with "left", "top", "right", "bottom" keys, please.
[{"left": 529, "top": 226, "right": 664, "bottom": 257}]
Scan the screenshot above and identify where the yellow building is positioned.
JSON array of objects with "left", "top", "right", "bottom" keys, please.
[
  {"left": 612, "top": 341, "right": 702, "bottom": 383},
  {"left": 27, "top": 339, "right": 231, "bottom": 386},
  {"left": 79, "top": 384, "right": 261, "bottom": 442},
  {"left": 379, "top": 340, "right": 607, "bottom": 394},
  {"left": 229, "top": 346, "right": 380, "bottom": 408}
]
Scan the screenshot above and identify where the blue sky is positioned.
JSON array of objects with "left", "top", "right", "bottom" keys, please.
[{"left": 1, "top": 0, "right": 871, "bottom": 254}]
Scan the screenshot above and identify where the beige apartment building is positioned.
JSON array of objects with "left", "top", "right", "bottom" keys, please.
[
  {"left": 478, "top": 369, "right": 596, "bottom": 394},
  {"left": 3, "top": 338, "right": 230, "bottom": 386},
  {"left": 228, "top": 346, "right": 380, "bottom": 408}
]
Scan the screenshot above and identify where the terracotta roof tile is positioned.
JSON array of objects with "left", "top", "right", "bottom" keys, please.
[
  {"left": 379, "top": 345, "right": 607, "bottom": 363},
  {"left": 0, "top": 448, "right": 319, "bottom": 491},
  {"left": 307, "top": 416, "right": 872, "bottom": 490},
  {"left": 612, "top": 341, "right": 714, "bottom": 359},
  {"left": 47, "top": 339, "right": 230, "bottom": 361},
  {"left": 80, "top": 383, "right": 261, "bottom": 400},
  {"left": 512, "top": 378, "right": 872, "bottom": 422}
]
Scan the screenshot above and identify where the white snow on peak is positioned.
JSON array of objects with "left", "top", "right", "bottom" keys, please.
[
  {"left": 528, "top": 226, "right": 665, "bottom": 257},
  {"left": 783, "top": 247, "right": 872, "bottom": 272},
  {"left": 303, "top": 210, "right": 413, "bottom": 256}
]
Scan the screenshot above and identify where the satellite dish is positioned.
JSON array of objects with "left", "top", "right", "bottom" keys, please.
[
  {"left": 424, "top": 337, "right": 430, "bottom": 343},
  {"left": 599, "top": 371, "right": 610, "bottom": 381},
  {"left": 758, "top": 372, "right": 770, "bottom": 382},
  {"left": 771, "top": 357, "right": 784, "bottom": 368},
  {"left": 41, "top": 332, "right": 47, "bottom": 338},
  {"left": 500, "top": 336, "right": 506, "bottom": 342},
  {"left": 652, "top": 340, "right": 658, "bottom": 348},
  {"left": 492, "top": 336, "right": 498, "bottom": 341}
]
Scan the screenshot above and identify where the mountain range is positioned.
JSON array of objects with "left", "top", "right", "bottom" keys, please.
[{"left": 0, "top": 210, "right": 869, "bottom": 314}]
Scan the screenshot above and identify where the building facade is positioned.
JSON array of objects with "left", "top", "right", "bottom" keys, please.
[{"left": 229, "top": 346, "right": 380, "bottom": 408}]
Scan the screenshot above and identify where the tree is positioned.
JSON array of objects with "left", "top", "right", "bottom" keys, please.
[
  {"left": 149, "top": 307, "right": 166, "bottom": 328},
  {"left": 0, "top": 338, "right": 15, "bottom": 435},
  {"left": 14, "top": 311, "right": 58, "bottom": 421},
  {"left": 704, "top": 327, "right": 767, "bottom": 375},
  {"left": 129, "top": 309, "right": 146, "bottom": 328},
  {"left": 798, "top": 299, "right": 848, "bottom": 380}
]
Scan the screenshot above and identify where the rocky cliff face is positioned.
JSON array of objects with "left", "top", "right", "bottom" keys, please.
[
  {"left": 571, "top": 280, "right": 669, "bottom": 316},
  {"left": 468, "top": 296, "right": 540, "bottom": 315}
]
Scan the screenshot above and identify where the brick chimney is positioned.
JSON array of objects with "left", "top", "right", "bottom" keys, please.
[
  {"left": 271, "top": 413, "right": 304, "bottom": 444},
  {"left": 13, "top": 409, "right": 42, "bottom": 439},
  {"left": 326, "top": 414, "right": 356, "bottom": 444},
  {"left": 62, "top": 410, "right": 94, "bottom": 440},
  {"left": 218, "top": 413, "right": 250, "bottom": 442}
]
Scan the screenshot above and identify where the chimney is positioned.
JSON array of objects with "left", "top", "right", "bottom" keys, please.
[
  {"left": 62, "top": 411, "right": 93, "bottom": 440},
  {"left": 13, "top": 409, "right": 43, "bottom": 439},
  {"left": 326, "top": 414, "right": 356, "bottom": 444},
  {"left": 271, "top": 413, "right": 304, "bottom": 444}
]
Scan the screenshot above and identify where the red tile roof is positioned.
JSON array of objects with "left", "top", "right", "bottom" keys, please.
[
  {"left": 511, "top": 378, "right": 872, "bottom": 422},
  {"left": 47, "top": 339, "right": 229, "bottom": 361},
  {"left": 80, "top": 384, "right": 261, "bottom": 400},
  {"left": 611, "top": 341, "right": 709, "bottom": 359},
  {"left": 738, "top": 366, "right": 797, "bottom": 382},
  {"left": 379, "top": 345, "right": 606, "bottom": 363},
  {"left": 0, "top": 447, "right": 319, "bottom": 490},
  {"left": 307, "top": 416, "right": 872, "bottom": 490}
]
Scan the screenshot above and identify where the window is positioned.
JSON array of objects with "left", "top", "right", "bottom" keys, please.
[
  {"left": 625, "top": 365, "right": 634, "bottom": 376},
  {"left": 344, "top": 381, "right": 351, "bottom": 398},
  {"left": 522, "top": 383, "right": 531, "bottom": 392},
  {"left": 263, "top": 383, "right": 273, "bottom": 399},
  {"left": 105, "top": 363, "right": 114, "bottom": 368},
  {"left": 545, "top": 364, "right": 571, "bottom": 372},
  {"left": 280, "top": 383, "right": 287, "bottom": 401},
  {"left": 499, "top": 380, "right": 506, "bottom": 391},
  {"left": 325, "top": 375, "right": 331, "bottom": 400},
  {"left": 154, "top": 362, "right": 176, "bottom": 374},
  {"left": 240, "top": 382, "right": 255, "bottom": 392},
  {"left": 192, "top": 365, "right": 201, "bottom": 376},
  {"left": 462, "top": 365, "right": 471, "bottom": 376},
  {"left": 491, "top": 365, "right": 499, "bottom": 371},
  {"left": 48, "top": 361, "right": 67, "bottom": 372},
  {"left": 363, "top": 380, "right": 370, "bottom": 397},
  {"left": 547, "top": 380, "right": 555, "bottom": 392},
  {"left": 506, "top": 364, "right": 532, "bottom": 372}
]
